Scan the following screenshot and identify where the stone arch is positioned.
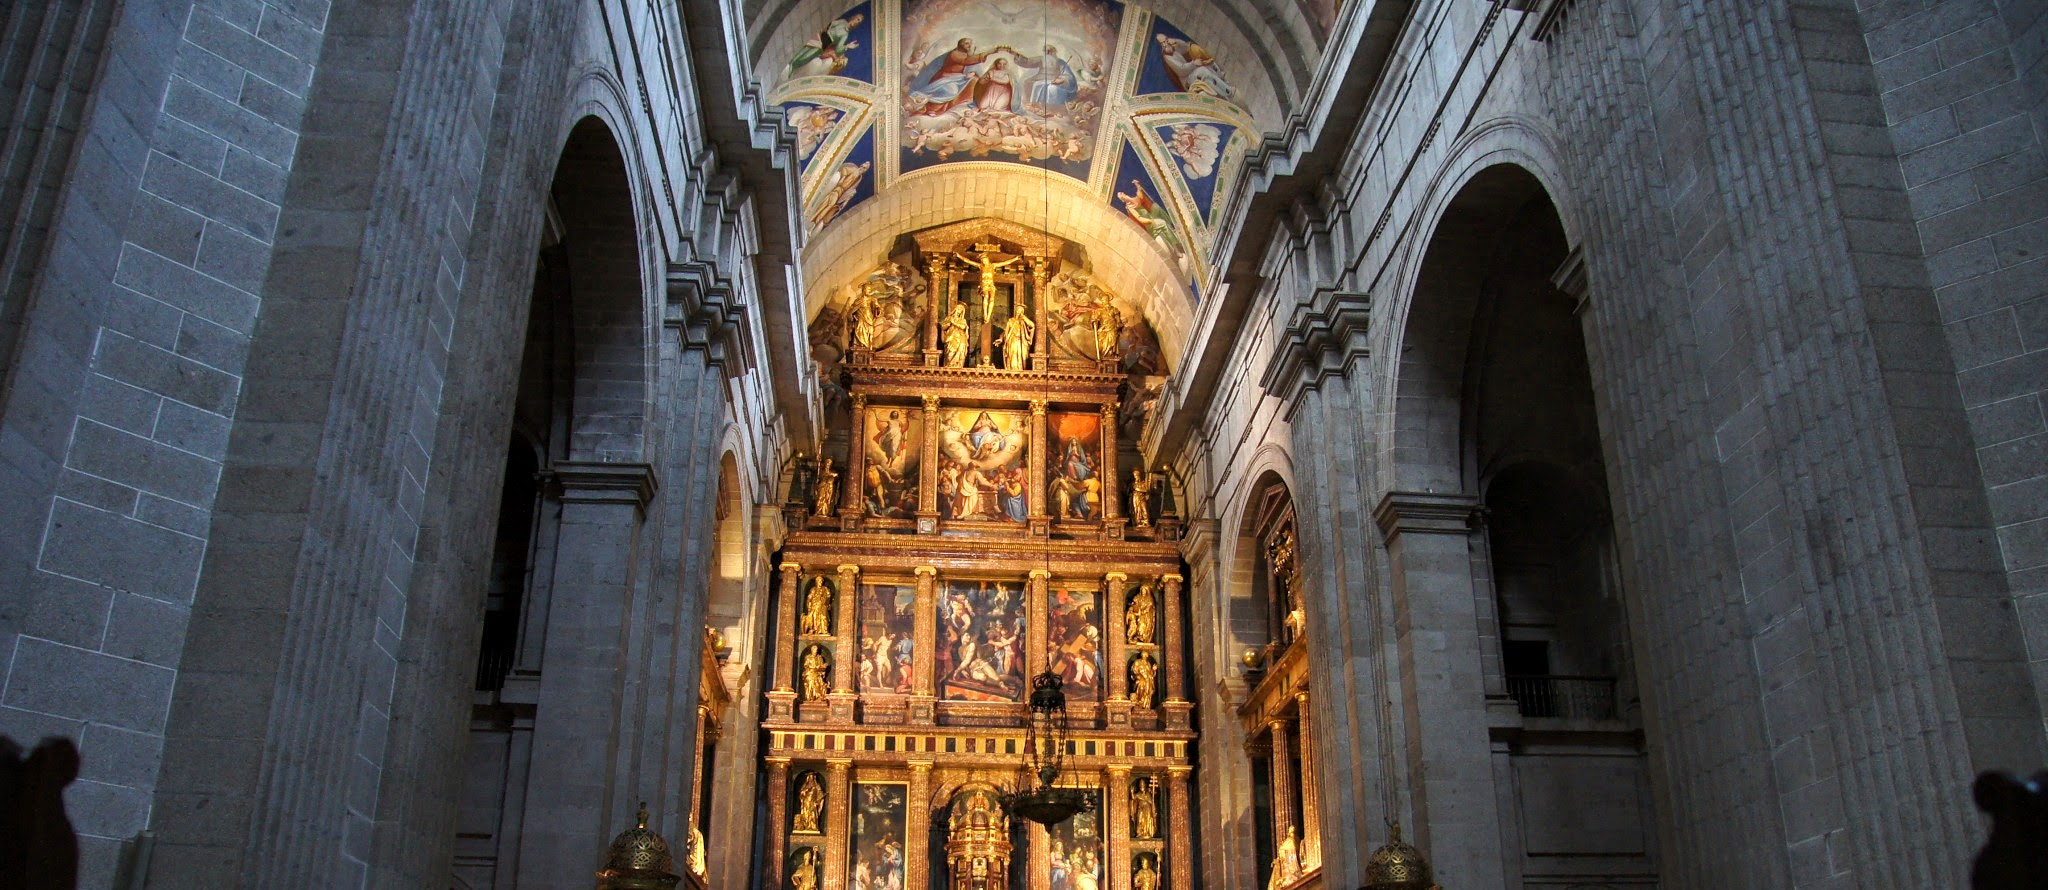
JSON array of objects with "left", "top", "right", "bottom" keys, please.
[
  {"left": 1383, "top": 162, "right": 1566, "bottom": 494},
  {"left": 549, "top": 114, "right": 655, "bottom": 461}
]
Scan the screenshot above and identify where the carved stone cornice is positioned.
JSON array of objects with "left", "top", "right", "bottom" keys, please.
[
  {"left": 1371, "top": 491, "right": 1481, "bottom": 541},
  {"left": 1178, "top": 518, "right": 1221, "bottom": 569},
  {"left": 552, "top": 461, "right": 660, "bottom": 510},
  {"left": 667, "top": 259, "right": 755, "bottom": 378},
  {"left": 1259, "top": 289, "right": 1373, "bottom": 417}
]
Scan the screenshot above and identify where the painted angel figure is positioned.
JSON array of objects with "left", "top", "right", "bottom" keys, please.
[
  {"left": 787, "top": 105, "right": 842, "bottom": 161},
  {"left": 786, "top": 12, "right": 864, "bottom": 79},
  {"left": 1164, "top": 122, "right": 1223, "bottom": 179}
]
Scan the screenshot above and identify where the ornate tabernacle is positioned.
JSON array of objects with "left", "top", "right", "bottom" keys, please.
[
  {"left": 1237, "top": 484, "right": 1323, "bottom": 890},
  {"left": 769, "top": 219, "right": 1192, "bottom": 890}
]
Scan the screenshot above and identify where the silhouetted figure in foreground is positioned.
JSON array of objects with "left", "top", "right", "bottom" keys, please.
[
  {"left": 0, "top": 736, "right": 80, "bottom": 890},
  {"left": 1973, "top": 771, "right": 2048, "bottom": 890}
]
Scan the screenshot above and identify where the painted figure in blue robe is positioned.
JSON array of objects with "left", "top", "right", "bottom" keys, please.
[
  {"left": 1062, "top": 436, "right": 1095, "bottom": 483},
  {"left": 1000, "top": 468, "right": 1029, "bottom": 522},
  {"left": 1016, "top": 45, "right": 1078, "bottom": 112}
]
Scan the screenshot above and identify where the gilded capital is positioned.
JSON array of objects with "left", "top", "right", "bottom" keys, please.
[
  {"left": 836, "top": 564, "right": 861, "bottom": 577},
  {"left": 780, "top": 561, "right": 803, "bottom": 573},
  {"left": 1030, "top": 399, "right": 1048, "bottom": 416},
  {"left": 922, "top": 394, "right": 941, "bottom": 411},
  {"left": 852, "top": 393, "right": 867, "bottom": 411},
  {"left": 914, "top": 565, "right": 938, "bottom": 577}
]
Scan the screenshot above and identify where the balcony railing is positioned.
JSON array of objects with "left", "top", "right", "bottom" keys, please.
[{"left": 1506, "top": 674, "right": 1617, "bottom": 719}]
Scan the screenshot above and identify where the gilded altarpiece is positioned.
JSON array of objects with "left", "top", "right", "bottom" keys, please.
[{"left": 763, "top": 220, "right": 1194, "bottom": 890}]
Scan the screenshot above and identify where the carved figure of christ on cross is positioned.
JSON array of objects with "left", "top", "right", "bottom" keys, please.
[{"left": 954, "top": 246, "right": 1023, "bottom": 323}]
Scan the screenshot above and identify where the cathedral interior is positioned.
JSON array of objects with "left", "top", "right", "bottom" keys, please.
[{"left": 0, "top": 0, "right": 2043, "bottom": 887}]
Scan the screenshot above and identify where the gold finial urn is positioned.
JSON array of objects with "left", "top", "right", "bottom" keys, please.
[
  {"left": 1363, "top": 821, "right": 1441, "bottom": 890},
  {"left": 596, "top": 802, "right": 682, "bottom": 890}
]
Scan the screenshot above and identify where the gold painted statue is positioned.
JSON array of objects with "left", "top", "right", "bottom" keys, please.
[
  {"left": 790, "top": 848, "right": 820, "bottom": 890},
  {"left": 801, "top": 644, "right": 830, "bottom": 701},
  {"left": 1131, "top": 775, "right": 1159, "bottom": 839},
  {"left": 794, "top": 772, "right": 825, "bottom": 833},
  {"left": 1125, "top": 585, "right": 1156, "bottom": 646},
  {"left": 1001, "top": 310, "right": 1034, "bottom": 371},
  {"left": 801, "top": 577, "right": 832, "bottom": 636},
  {"left": 850, "top": 284, "right": 883, "bottom": 350},
  {"left": 1133, "top": 853, "right": 1161, "bottom": 890},
  {"left": 941, "top": 303, "right": 970, "bottom": 367},
  {"left": 813, "top": 458, "right": 838, "bottom": 517},
  {"left": 1129, "top": 652, "right": 1157, "bottom": 708},
  {"left": 1091, "top": 300, "right": 1121, "bottom": 360},
  {"left": 1269, "top": 825, "right": 1300, "bottom": 888},
  {"left": 1129, "top": 468, "right": 1153, "bottom": 526}
]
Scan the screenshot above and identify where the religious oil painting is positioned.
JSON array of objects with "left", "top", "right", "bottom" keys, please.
[
  {"left": 938, "top": 578, "right": 1028, "bottom": 701},
  {"left": 859, "top": 583, "right": 917, "bottom": 693},
  {"left": 785, "top": 103, "right": 846, "bottom": 176},
  {"left": 938, "top": 409, "right": 1029, "bottom": 523},
  {"left": 1134, "top": 13, "right": 1236, "bottom": 103},
  {"left": 863, "top": 405, "right": 922, "bottom": 518},
  {"left": 809, "top": 125, "right": 876, "bottom": 231},
  {"left": 783, "top": 1, "right": 874, "bottom": 84},
  {"left": 1047, "top": 793, "right": 1104, "bottom": 890},
  {"left": 899, "top": 0, "right": 1124, "bottom": 179},
  {"left": 851, "top": 783, "right": 908, "bottom": 890},
  {"left": 1049, "top": 411, "right": 1103, "bottom": 521},
  {"left": 1155, "top": 120, "right": 1236, "bottom": 226},
  {"left": 1111, "top": 138, "right": 1195, "bottom": 295},
  {"left": 1046, "top": 583, "right": 1103, "bottom": 701}
]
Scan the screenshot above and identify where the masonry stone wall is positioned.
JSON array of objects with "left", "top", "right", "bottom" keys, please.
[{"left": 1174, "top": 0, "right": 2048, "bottom": 887}]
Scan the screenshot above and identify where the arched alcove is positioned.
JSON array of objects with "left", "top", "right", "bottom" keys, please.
[{"left": 552, "top": 116, "right": 651, "bottom": 461}]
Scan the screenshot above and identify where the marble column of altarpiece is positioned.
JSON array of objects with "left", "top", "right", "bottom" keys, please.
[{"left": 765, "top": 365, "right": 1194, "bottom": 890}]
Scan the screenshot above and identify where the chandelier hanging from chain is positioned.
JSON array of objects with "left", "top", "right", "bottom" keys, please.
[{"left": 1000, "top": 670, "right": 1096, "bottom": 825}]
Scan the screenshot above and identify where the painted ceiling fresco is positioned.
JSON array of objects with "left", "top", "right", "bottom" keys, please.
[{"left": 769, "top": 0, "right": 1262, "bottom": 304}]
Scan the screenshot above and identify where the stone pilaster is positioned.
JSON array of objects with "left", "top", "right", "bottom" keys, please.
[
  {"left": 1167, "top": 767, "right": 1193, "bottom": 890},
  {"left": 764, "top": 757, "right": 791, "bottom": 889},
  {"left": 771, "top": 562, "right": 802, "bottom": 722},
  {"left": 1027, "top": 570, "right": 1050, "bottom": 679},
  {"left": 1103, "top": 572, "right": 1131, "bottom": 727},
  {"left": 1107, "top": 765, "right": 1133, "bottom": 890},
  {"left": 1160, "top": 572, "right": 1188, "bottom": 730},
  {"left": 512, "top": 461, "right": 657, "bottom": 890},
  {"left": 830, "top": 564, "right": 861, "bottom": 722},
  {"left": 1028, "top": 399, "right": 1049, "bottom": 535},
  {"left": 842, "top": 394, "right": 868, "bottom": 527},
  {"left": 1099, "top": 402, "right": 1123, "bottom": 538},
  {"left": 908, "top": 761, "right": 933, "bottom": 889},
  {"left": 1257, "top": 288, "right": 1389, "bottom": 890},
  {"left": 917, "top": 395, "right": 941, "bottom": 533},
  {"left": 911, "top": 565, "right": 938, "bottom": 723},
  {"left": 1373, "top": 491, "right": 1504, "bottom": 889},
  {"left": 1030, "top": 259, "right": 1052, "bottom": 364},
  {"left": 823, "top": 759, "right": 853, "bottom": 890},
  {"left": 923, "top": 258, "right": 946, "bottom": 366}
]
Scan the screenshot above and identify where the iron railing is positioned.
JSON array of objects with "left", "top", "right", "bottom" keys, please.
[{"left": 1506, "top": 674, "right": 1618, "bottom": 719}]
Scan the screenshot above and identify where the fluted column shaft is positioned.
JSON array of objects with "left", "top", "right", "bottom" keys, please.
[
  {"left": 1295, "top": 692, "right": 1321, "bottom": 867},
  {"left": 1270, "top": 719, "right": 1297, "bottom": 849}
]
